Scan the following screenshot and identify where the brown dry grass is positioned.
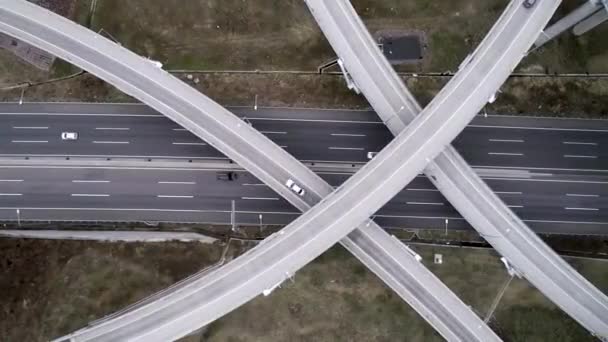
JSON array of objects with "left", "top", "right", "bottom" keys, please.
[{"left": 0, "top": 238, "right": 223, "bottom": 341}]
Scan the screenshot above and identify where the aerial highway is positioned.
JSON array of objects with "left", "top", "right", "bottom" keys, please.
[
  {"left": 47, "top": 0, "right": 565, "bottom": 340},
  {"left": 1, "top": 0, "right": 604, "bottom": 341},
  {"left": 1, "top": 103, "right": 608, "bottom": 171},
  {"left": 0, "top": 1, "right": 501, "bottom": 341},
  {"left": 306, "top": 0, "right": 608, "bottom": 338}
]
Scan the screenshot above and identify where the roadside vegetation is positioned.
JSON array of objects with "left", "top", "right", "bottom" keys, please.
[
  {"left": 203, "top": 243, "right": 607, "bottom": 341},
  {"left": 0, "top": 238, "right": 225, "bottom": 341}
]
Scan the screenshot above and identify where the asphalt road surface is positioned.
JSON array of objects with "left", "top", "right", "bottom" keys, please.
[
  {"left": 0, "top": 103, "right": 606, "bottom": 234},
  {"left": 1, "top": 103, "right": 607, "bottom": 171}
]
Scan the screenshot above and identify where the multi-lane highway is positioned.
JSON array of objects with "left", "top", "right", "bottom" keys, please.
[
  {"left": 1, "top": 103, "right": 608, "bottom": 170},
  {"left": 2, "top": 103, "right": 607, "bottom": 234}
]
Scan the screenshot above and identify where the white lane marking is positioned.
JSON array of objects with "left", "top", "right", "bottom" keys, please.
[
  {"left": 71, "top": 193, "right": 110, "bottom": 197},
  {"left": 566, "top": 193, "right": 599, "bottom": 198},
  {"left": 93, "top": 141, "right": 130, "bottom": 144},
  {"left": 279, "top": 145, "right": 288, "bottom": 148},
  {"left": 157, "top": 195, "right": 194, "bottom": 199},
  {"left": 95, "top": 127, "right": 130, "bottom": 131},
  {"left": 406, "top": 188, "right": 439, "bottom": 192},
  {"left": 565, "top": 207, "right": 599, "bottom": 211},
  {"left": 172, "top": 142, "right": 207, "bottom": 146},
  {"left": 11, "top": 140, "right": 48, "bottom": 143},
  {"left": 495, "top": 191, "right": 523, "bottom": 195},
  {"left": 172, "top": 128, "right": 188, "bottom": 131},
  {"left": 469, "top": 124, "right": 608, "bottom": 133},
  {"left": 157, "top": 181, "right": 196, "bottom": 185},
  {"left": 72, "top": 180, "right": 110, "bottom": 183},
  {"left": 0, "top": 179, "right": 23, "bottom": 182},
  {"left": 488, "top": 139, "right": 524, "bottom": 143},
  {"left": 242, "top": 183, "right": 267, "bottom": 186},
  {"left": 562, "top": 141, "right": 598, "bottom": 146},
  {"left": 406, "top": 202, "right": 444, "bottom": 206},
  {"left": 328, "top": 147, "right": 364, "bottom": 151},
  {"left": 483, "top": 177, "right": 608, "bottom": 185},
  {"left": 0, "top": 193, "right": 22, "bottom": 196},
  {"left": 241, "top": 197, "right": 280, "bottom": 201},
  {"left": 260, "top": 131, "right": 287, "bottom": 135},
  {"left": 488, "top": 152, "right": 524, "bottom": 156},
  {"left": 0, "top": 112, "right": 161, "bottom": 117},
  {"left": 331, "top": 133, "right": 366, "bottom": 137},
  {"left": 12, "top": 126, "right": 48, "bottom": 129},
  {"left": 507, "top": 205, "right": 524, "bottom": 208},
  {"left": 563, "top": 155, "right": 597, "bottom": 159}
]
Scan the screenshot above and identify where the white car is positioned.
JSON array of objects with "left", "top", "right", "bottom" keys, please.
[
  {"left": 285, "top": 179, "right": 305, "bottom": 196},
  {"left": 61, "top": 132, "right": 78, "bottom": 140},
  {"left": 367, "top": 151, "right": 378, "bottom": 159}
]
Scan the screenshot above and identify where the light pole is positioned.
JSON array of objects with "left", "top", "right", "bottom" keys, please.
[
  {"left": 254, "top": 94, "right": 258, "bottom": 111},
  {"left": 16, "top": 209, "right": 21, "bottom": 227},
  {"left": 19, "top": 87, "right": 25, "bottom": 105},
  {"left": 258, "top": 214, "right": 264, "bottom": 233},
  {"left": 444, "top": 218, "right": 449, "bottom": 236},
  {"left": 231, "top": 200, "right": 236, "bottom": 232}
]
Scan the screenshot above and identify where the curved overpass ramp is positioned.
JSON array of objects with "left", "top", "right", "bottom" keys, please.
[{"left": 304, "top": 0, "right": 608, "bottom": 338}]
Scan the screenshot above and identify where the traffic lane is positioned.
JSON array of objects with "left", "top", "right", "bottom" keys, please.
[
  {"left": 0, "top": 167, "right": 298, "bottom": 212},
  {"left": 455, "top": 127, "right": 607, "bottom": 169},
  {"left": 0, "top": 115, "right": 390, "bottom": 162},
  {"left": 3, "top": 112, "right": 607, "bottom": 168},
  {"left": 0, "top": 191, "right": 297, "bottom": 213},
  {"left": 0, "top": 207, "right": 235, "bottom": 224},
  {"left": 244, "top": 119, "right": 390, "bottom": 162},
  {"left": 2, "top": 168, "right": 607, "bottom": 232},
  {"left": 0, "top": 103, "right": 161, "bottom": 116},
  {"left": 8, "top": 103, "right": 608, "bottom": 130},
  {"left": 462, "top": 125, "right": 608, "bottom": 145},
  {"left": 233, "top": 106, "right": 380, "bottom": 122},
  {"left": 0, "top": 167, "right": 283, "bottom": 196},
  {"left": 3, "top": 166, "right": 605, "bottom": 203},
  {"left": 472, "top": 114, "right": 608, "bottom": 131}
]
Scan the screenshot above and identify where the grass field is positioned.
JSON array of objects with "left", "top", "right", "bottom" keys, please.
[
  {"left": 85, "top": 0, "right": 608, "bottom": 73},
  {"left": 2, "top": 0, "right": 607, "bottom": 90},
  {"left": 0, "top": 238, "right": 224, "bottom": 341},
  {"left": 204, "top": 243, "right": 608, "bottom": 341},
  {"left": 87, "top": 0, "right": 507, "bottom": 72}
]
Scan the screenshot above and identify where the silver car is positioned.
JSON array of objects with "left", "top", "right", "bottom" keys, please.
[{"left": 61, "top": 132, "right": 78, "bottom": 140}]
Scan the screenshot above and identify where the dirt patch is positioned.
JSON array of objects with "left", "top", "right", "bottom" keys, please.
[{"left": 0, "top": 238, "right": 223, "bottom": 341}]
